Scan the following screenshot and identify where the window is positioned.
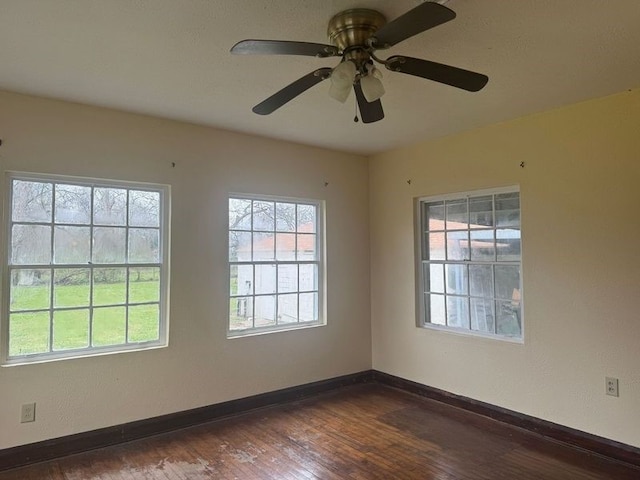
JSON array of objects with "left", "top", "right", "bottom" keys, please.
[
  {"left": 228, "top": 195, "right": 324, "bottom": 336},
  {"left": 2, "top": 173, "right": 170, "bottom": 364},
  {"left": 417, "top": 187, "right": 522, "bottom": 340}
]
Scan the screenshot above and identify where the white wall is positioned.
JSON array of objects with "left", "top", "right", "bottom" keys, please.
[
  {"left": 370, "top": 88, "right": 640, "bottom": 447},
  {"left": 0, "top": 90, "right": 371, "bottom": 449}
]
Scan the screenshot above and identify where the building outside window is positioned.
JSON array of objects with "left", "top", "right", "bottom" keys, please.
[
  {"left": 417, "top": 187, "right": 522, "bottom": 340},
  {"left": 2, "top": 172, "right": 170, "bottom": 364},
  {"left": 228, "top": 195, "right": 324, "bottom": 336}
]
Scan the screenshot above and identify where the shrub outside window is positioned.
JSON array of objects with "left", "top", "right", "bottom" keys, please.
[
  {"left": 228, "top": 195, "right": 324, "bottom": 336},
  {"left": 417, "top": 187, "right": 522, "bottom": 340},
  {"left": 2, "top": 172, "right": 170, "bottom": 364}
]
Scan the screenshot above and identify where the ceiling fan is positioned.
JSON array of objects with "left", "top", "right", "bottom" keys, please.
[{"left": 230, "top": 1, "right": 488, "bottom": 123}]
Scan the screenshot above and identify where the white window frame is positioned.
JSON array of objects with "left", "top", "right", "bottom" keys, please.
[
  {"left": 227, "top": 193, "right": 325, "bottom": 338},
  {"left": 1, "top": 171, "right": 171, "bottom": 365},
  {"left": 415, "top": 186, "right": 523, "bottom": 342}
]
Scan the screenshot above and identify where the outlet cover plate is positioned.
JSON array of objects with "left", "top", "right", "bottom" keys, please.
[
  {"left": 606, "top": 377, "right": 619, "bottom": 397},
  {"left": 20, "top": 403, "right": 36, "bottom": 423}
]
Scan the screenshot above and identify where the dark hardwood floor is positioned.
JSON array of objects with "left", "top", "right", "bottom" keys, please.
[{"left": 2, "top": 384, "right": 638, "bottom": 479}]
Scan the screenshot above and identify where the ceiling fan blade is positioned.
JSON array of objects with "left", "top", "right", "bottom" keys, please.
[
  {"left": 354, "top": 83, "right": 384, "bottom": 123},
  {"left": 371, "top": 2, "right": 456, "bottom": 49},
  {"left": 386, "top": 56, "right": 488, "bottom": 92},
  {"left": 252, "top": 68, "right": 332, "bottom": 115},
  {"left": 231, "top": 40, "right": 339, "bottom": 58}
]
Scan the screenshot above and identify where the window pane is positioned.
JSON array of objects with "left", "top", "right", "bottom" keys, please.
[
  {"left": 496, "top": 300, "right": 521, "bottom": 337},
  {"left": 297, "top": 204, "right": 316, "bottom": 233},
  {"left": 471, "top": 298, "right": 495, "bottom": 333},
  {"left": 426, "top": 263, "right": 444, "bottom": 293},
  {"left": 11, "top": 225, "right": 51, "bottom": 265},
  {"left": 255, "top": 295, "right": 276, "bottom": 327},
  {"left": 54, "top": 184, "right": 91, "bottom": 224},
  {"left": 228, "top": 197, "right": 323, "bottom": 335},
  {"left": 255, "top": 264, "right": 276, "bottom": 295},
  {"left": 253, "top": 232, "right": 275, "bottom": 260},
  {"left": 93, "top": 268, "right": 126, "bottom": 305},
  {"left": 277, "top": 264, "right": 298, "bottom": 293},
  {"left": 128, "top": 304, "right": 159, "bottom": 342},
  {"left": 129, "top": 267, "right": 160, "bottom": 303},
  {"left": 54, "top": 268, "right": 90, "bottom": 308},
  {"left": 54, "top": 226, "right": 90, "bottom": 264},
  {"left": 92, "top": 307, "right": 126, "bottom": 346},
  {"left": 424, "top": 202, "right": 445, "bottom": 231},
  {"left": 129, "top": 190, "right": 160, "bottom": 227},
  {"left": 469, "top": 195, "right": 493, "bottom": 228},
  {"left": 470, "top": 229, "right": 495, "bottom": 261},
  {"left": 299, "top": 292, "right": 318, "bottom": 322},
  {"left": 8, "top": 177, "right": 168, "bottom": 360},
  {"left": 445, "top": 264, "right": 468, "bottom": 295},
  {"left": 447, "top": 296, "right": 469, "bottom": 329},
  {"left": 229, "top": 231, "right": 251, "bottom": 262},
  {"left": 230, "top": 264, "right": 253, "bottom": 296},
  {"left": 446, "top": 231, "right": 467, "bottom": 261},
  {"left": 299, "top": 264, "right": 317, "bottom": 292},
  {"left": 277, "top": 294, "right": 298, "bottom": 324},
  {"left": 469, "top": 265, "right": 493, "bottom": 298},
  {"left": 427, "top": 294, "right": 446, "bottom": 325},
  {"left": 253, "top": 201, "right": 275, "bottom": 231},
  {"left": 10, "top": 269, "right": 51, "bottom": 311},
  {"left": 420, "top": 191, "right": 521, "bottom": 339},
  {"left": 93, "top": 227, "right": 126, "bottom": 263},
  {"left": 53, "top": 309, "right": 89, "bottom": 351},
  {"left": 495, "top": 265, "right": 520, "bottom": 300},
  {"left": 230, "top": 297, "right": 253, "bottom": 330},
  {"left": 446, "top": 199, "right": 468, "bottom": 230},
  {"left": 229, "top": 198, "right": 252, "bottom": 230},
  {"left": 128, "top": 228, "right": 159, "bottom": 263},
  {"left": 275, "top": 202, "right": 296, "bottom": 232},
  {"left": 12, "top": 180, "right": 52, "bottom": 222},
  {"left": 93, "top": 187, "right": 127, "bottom": 225},
  {"left": 10, "top": 312, "right": 50, "bottom": 356},
  {"left": 496, "top": 228, "right": 521, "bottom": 261},
  {"left": 275, "top": 233, "right": 296, "bottom": 260},
  {"left": 297, "top": 234, "right": 316, "bottom": 261},
  {"left": 496, "top": 192, "right": 520, "bottom": 227},
  {"left": 428, "top": 232, "right": 445, "bottom": 260}
]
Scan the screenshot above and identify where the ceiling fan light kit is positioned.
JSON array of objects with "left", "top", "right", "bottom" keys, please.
[{"left": 231, "top": 2, "right": 488, "bottom": 123}]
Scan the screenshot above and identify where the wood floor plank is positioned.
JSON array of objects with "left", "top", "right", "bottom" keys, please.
[{"left": 1, "top": 384, "right": 638, "bottom": 479}]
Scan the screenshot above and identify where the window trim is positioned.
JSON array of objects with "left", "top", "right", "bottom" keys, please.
[
  {"left": 1, "top": 171, "right": 171, "bottom": 366},
  {"left": 227, "top": 193, "right": 326, "bottom": 338},
  {"left": 414, "top": 185, "right": 524, "bottom": 343}
]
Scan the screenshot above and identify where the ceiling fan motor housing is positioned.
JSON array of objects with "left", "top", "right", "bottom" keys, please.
[{"left": 327, "top": 9, "right": 386, "bottom": 55}]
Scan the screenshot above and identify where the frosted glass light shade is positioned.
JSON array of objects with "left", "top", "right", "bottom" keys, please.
[
  {"left": 329, "top": 61, "right": 356, "bottom": 103},
  {"left": 330, "top": 61, "right": 356, "bottom": 89},
  {"left": 360, "top": 74, "right": 385, "bottom": 102},
  {"left": 329, "top": 82, "right": 352, "bottom": 103}
]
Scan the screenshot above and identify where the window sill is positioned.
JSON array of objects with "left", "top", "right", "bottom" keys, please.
[
  {"left": 2, "top": 342, "right": 168, "bottom": 367},
  {"left": 227, "top": 321, "right": 326, "bottom": 339},
  {"left": 418, "top": 323, "right": 524, "bottom": 344}
]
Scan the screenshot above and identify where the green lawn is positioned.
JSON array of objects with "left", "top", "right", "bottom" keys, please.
[{"left": 9, "top": 281, "right": 160, "bottom": 357}]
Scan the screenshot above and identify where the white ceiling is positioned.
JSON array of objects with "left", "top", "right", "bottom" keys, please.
[{"left": 1, "top": 0, "right": 639, "bottom": 155}]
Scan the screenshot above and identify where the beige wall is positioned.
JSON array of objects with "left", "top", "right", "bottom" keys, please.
[
  {"left": 2, "top": 86, "right": 639, "bottom": 451},
  {"left": 370, "top": 88, "right": 640, "bottom": 447},
  {"left": 0, "top": 91, "right": 371, "bottom": 449}
]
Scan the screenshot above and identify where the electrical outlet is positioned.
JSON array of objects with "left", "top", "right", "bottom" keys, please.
[
  {"left": 606, "top": 377, "right": 619, "bottom": 397},
  {"left": 20, "top": 403, "right": 36, "bottom": 423}
]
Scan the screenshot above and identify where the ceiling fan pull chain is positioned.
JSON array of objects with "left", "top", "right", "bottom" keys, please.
[{"left": 354, "top": 95, "right": 359, "bottom": 123}]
